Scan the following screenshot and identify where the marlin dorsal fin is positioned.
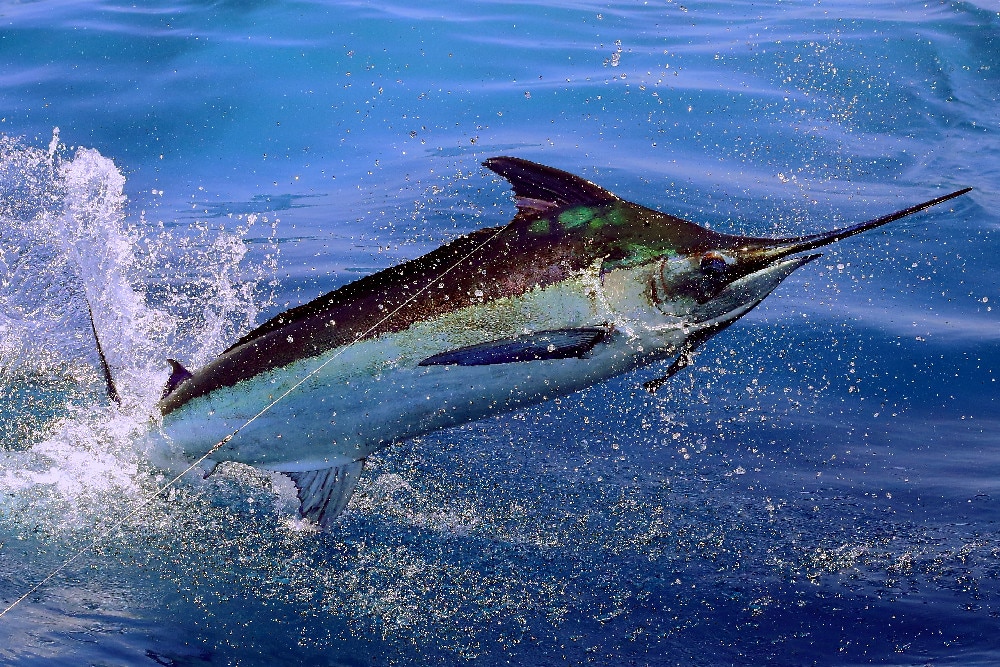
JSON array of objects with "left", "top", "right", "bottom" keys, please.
[
  {"left": 281, "top": 460, "right": 365, "bottom": 529},
  {"left": 483, "top": 157, "right": 619, "bottom": 217},
  {"left": 162, "top": 359, "right": 194, "bottom": 399}
]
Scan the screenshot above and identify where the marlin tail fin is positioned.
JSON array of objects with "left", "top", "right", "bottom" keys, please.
[{"left": 86, "top": 301, "right": 120, "bottom": 405}]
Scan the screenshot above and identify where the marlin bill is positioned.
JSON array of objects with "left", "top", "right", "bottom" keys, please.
[{"left": 127, "top": 157, "right": 970, "bottom": 529}]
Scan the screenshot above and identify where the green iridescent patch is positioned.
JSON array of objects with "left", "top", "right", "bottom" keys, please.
[
  {"left": 605, "top": 207, "right": 627, "bottom": 226},
  {"left": 605, "top": 242, "right": 678, "bottom": 269},
  {"left": 586, "top": 206, "right": 625, "bottom": 231},
  {"left": 558, "top": 207, "right": 595, "bottom": 228},
  {"left": 529, "top": 218, "right": 551, "bottom": 234}
]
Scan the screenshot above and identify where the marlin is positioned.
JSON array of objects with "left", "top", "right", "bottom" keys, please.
[{"left": 114, "top": 158, "right": 969, "bottom": 529}]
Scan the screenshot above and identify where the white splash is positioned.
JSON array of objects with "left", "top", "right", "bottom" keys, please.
[{"left": 0, "top": 132, "right": 274, "bottom": 536}]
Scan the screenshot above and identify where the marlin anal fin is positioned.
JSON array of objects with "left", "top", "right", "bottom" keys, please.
[
  {"left": 483, "top": 157, "right": 619, "bottom": 218},
  {"left": 282, "top": 460, "right": 365, "bottom": 529},
  {"left": 419, "top": 327, "right": 607, "bottom": 367},
  {"left": 201, "top": 460, "right": 220, "bottom": 479},
  {"left": 162, "top": 359, "right": 194, "bottom": 399}
]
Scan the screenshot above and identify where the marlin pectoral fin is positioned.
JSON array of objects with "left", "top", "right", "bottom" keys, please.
[
  {"left": 418, "top": 327, "right": 607, "bottom": 367},
  {"left": 162, "top": 359, "right": 194, "bottom": 399},
  {"left": 282, "top": 459, "right": 365, "bottom": 529}
]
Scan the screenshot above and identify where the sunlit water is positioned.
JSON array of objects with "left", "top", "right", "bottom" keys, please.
[{"left": 1, "top": 1, "right": 998, "bottom": 665}]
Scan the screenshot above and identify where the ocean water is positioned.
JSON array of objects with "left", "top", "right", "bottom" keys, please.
[{"left": 0, "top": 1, "right": 997, "bottom": 665}]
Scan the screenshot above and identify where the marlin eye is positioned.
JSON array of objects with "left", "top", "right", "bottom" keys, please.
[{"left": 700, "top": 252, "right": 727, "bottom": 275}]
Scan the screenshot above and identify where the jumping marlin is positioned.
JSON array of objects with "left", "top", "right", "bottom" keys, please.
[{"left": 120, "top": 158, "right": 969, "bottom": 529}]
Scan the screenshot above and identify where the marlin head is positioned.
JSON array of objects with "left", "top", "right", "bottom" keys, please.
[{"left": 484, "top": 157, "right": 971, "bottom": 339}]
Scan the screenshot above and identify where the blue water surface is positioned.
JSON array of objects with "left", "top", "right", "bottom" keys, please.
[{"left": 0, "top": 1, "right": 998, "bottom": 665}]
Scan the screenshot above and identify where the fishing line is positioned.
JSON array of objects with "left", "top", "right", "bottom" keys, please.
[{"left": 0, "top": 218, "right": 514, "bottom": 620}]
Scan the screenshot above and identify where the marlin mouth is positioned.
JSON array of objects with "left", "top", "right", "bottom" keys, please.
[{"left": 681, "top": 252, "right": 822, "bottom": 326}]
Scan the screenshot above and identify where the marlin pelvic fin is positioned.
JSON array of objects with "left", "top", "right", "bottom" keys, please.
[
  {"left": 644, "top": 319, "right": 738, "bottom": 394},
  {"left": 86, "top": 301, "right": 120, "bottom": 405},
  {"left": 419, "top": 327, "right": 607, "bottom": 367},
  {"left": 281, "top": 460, "right": 366, "bottom": 529},
  {"left": 643, "top": 352, "right": 694, "bottom": 394},
  {"left": 162, "top": 359, "right": 194, "bottom": 399},
  {"left": 483, "top": 157, "right": 619, "bottom": 217}
]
